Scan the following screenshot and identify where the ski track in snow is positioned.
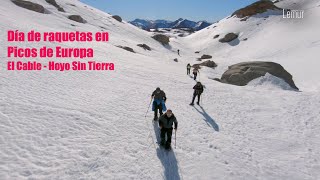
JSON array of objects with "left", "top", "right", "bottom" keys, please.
[{"left": 1, "top": 0, "right": 320, "bottom": 179}]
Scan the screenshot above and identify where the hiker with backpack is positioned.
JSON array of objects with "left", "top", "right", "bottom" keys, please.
[
  {"left": 190, "top": 82, "right": 204, "bottom": 106},
  {"left": 187, "top": 63, "right": 191, "bottom": 75},
  {"left": 159, "top": 109, "right": 178, "bottom": 150},
  {"left": 193, "top": 67, "right": 200, "bottom": 80},
  {"left": 151, "top": 87, "right": 167, "bottom": 120}
]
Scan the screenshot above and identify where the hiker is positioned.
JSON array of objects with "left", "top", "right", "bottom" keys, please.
[
  {"left": 159, "top": 109, "right": 178, "bottom": 150},
  {"left": 151, "top": 87, "right": 167, "bottom": 120},
  {"left": 187, "top": 63, "right": 191, "bottom": 75},
  {"left": 193, "top": 67, "right": 200, "bottom": 80},
  {"left": 177, "top": 49, "right": 180, "bottom": 56},
  {"left": 190, "top": 82, "right": 204, "bottom": 106}
]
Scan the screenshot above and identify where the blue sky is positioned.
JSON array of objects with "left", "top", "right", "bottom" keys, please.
[{"left": 80, "top": 0, "right": 258, "bottom": 22}]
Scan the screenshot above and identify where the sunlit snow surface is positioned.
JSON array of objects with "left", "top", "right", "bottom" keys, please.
[{"left": 1, "top": 0, "right": 320, "bottom": 179}]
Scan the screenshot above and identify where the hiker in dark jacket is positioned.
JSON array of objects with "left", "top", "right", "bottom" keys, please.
[
  {"left": 187, "top": 63, "right": 191, "bottom": 75},
  {"left": 193, "top": 68, "right": 200, "bottom": 80},
  {"left": 159, "top": 109, "right": 178, "bottom": 149},
  {"left": 151, "top": 87, "right": 167, "bottom": 120},
  {"left": 190, "top": 82, "right": 204, "bottom": 105}
]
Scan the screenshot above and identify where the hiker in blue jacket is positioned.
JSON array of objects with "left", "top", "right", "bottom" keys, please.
[{"left": 151, "top": 87, "right": 167, "bottom": 120}]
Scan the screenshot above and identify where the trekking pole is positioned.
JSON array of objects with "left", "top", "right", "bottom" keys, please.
[
  {"left": 175, "top": 130, "right": 177, "bottom": 149},
  {"left": 145, "top": 97, "right": 153, "bottom": 118},
  {"left": 201, "top": 92, "right": 203, "bottom": 105}
]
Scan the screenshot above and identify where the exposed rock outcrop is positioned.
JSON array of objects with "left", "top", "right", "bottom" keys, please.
[
  {"left": 219, "top": 33, "right": 238, "bottom": 43},
  {"left": 152, "top": 34, "right": 170, "bottom": 45},
  {"left": 219, "top": 61, "right": 299, "bottom": 90},
  {"left": 193, "top": 60, "right": 217, "bottom": 69},
  {"left": 112, "top": 15, "right": 122, "bottom": 22},
  {"left": 117, "top": 46, "right": 135, "bottom": 53},
  {"left": 137, "top": 44, "right": 151, "bottom": 51},
  {"left": 200, "top": 55, "right": 212, "bottom": 59},
  {"left": 68, "top": 15, "right": 86, "bottom": 23},
  {"left": 232, "top": 0, "right": 281, "bottom": 18},
  {"left": 11, "top": 0, "right": 45, "bottom": 13},
  {"left": 45, "top": 0, "right": 65, "bottom": 12}
]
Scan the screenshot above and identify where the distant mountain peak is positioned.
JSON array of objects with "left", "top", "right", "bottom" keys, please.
[{"left": 129, "top": 18, "right": 211, "bottom": 31}]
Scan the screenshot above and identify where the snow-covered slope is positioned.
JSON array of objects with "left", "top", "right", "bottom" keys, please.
[
  {"left": 186, "top": 0, "right": 320, "bottom": 91},
  {"left": 1, "top": 0, "right": 320, "bottom": 179}
]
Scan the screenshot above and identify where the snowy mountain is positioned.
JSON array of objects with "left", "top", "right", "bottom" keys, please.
[
  {"left": 129, "top": 19, "right": 172, "bottom": 30},
  {"left": 171, "top": 18, "right": 197, "bottom": 29},
  {"left": 194, "top": 21, "right": 212, "bottom": 31},
  {"left": 1, "top": 0, "right": 320, "bottom": 179},
  {"left": 129, "top": 18, "right": 211, "bottom": 31}
]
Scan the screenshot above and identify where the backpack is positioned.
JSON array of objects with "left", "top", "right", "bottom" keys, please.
[{"left": 194, "top": 84, "right": 203, "bottom": 95}]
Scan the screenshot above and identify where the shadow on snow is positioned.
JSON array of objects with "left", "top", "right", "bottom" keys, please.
[
  {"left": 194, "top": 106, "right": 219, "bottom": 132},
  {"left": 153, "top": 122, "right": 180, "bottom": 180}
]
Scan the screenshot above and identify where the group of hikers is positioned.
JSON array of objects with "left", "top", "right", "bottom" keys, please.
[
  {"left": 187, "top": 63, "right": 200, "bottom": 80},
  {"left": 176, "top": 50, "right": 200, "bottom": 81},
  {"left": 149, "top": 65, "right": 204, "bottom": 150}
]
